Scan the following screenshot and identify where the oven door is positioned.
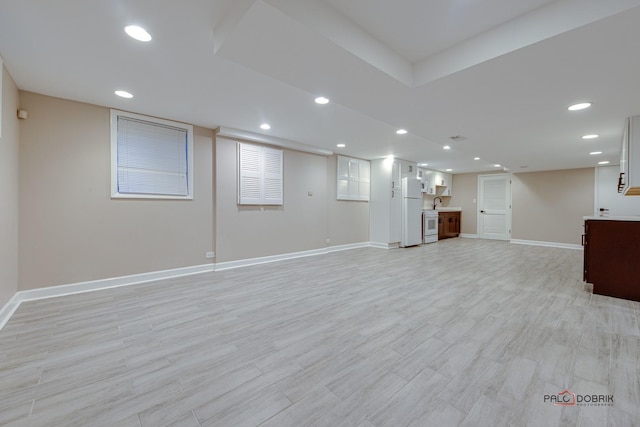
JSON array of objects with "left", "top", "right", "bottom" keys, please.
[
  {"left": 425, "top": 215, "right": 438, "bottom": 235},
  {"left": 423, "top": 211, "right": 439, "bottom": 243}
]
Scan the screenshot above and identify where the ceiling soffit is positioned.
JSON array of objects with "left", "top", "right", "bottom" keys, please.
[{"left": 214, "top": 0, "right": 640, "bottom": 87}]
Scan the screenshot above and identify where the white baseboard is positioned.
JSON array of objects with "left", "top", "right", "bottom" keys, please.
[
  {"left": 1, "top": 242, "right": 384, "bottom": 331},
  {"left": 459, "top": 233, "right": 478, "bottom": 239},
  {"left": 326, "top": 242, "right": 371, "bottom": 253},
  {"left": 368, "top": 242, "right": 400, "bottom": 249},
  {"left": 0, "top": 293, "right": 22, "bottom": 331},
  {"left": 214, "top": 248, "right": 328, "bottom": 271},
  {"left": 0, "top": 264, "right": 213, "bottom": 331},
  {"left": 214, "top": 242, "right": 373, "bottom": 271},
  {"left": 510, "top": 239, "right": 583, "bottom": 250}
]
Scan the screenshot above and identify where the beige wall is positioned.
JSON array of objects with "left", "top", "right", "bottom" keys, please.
[
  {"left": 18, "top": 92, "right": 214, "bottom": 290},
  {"left": 9, "top": 91, "right": 370, "bottom": 293},
  {"left": 449, "top": 173, "right": 479, "bottom": 235},
  {"left": 326, "top": 155, "right": 369, "bottom": 246},
  {"left": 216, "top": 137, "right": 329, "bottom": 262},
  {"left": 450, "top": 168, "right": 594, "bottom": 245},
  {"left": 512, "top": 168, "right": 594, "bottom": 245},
  {"left": 0, "top": 66, "right": 20, "bottom": 306}
]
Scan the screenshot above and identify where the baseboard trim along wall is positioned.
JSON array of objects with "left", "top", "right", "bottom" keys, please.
[
  {"left": 214, "top": 248, "right": 329, "bottom": 271},
  {"left": 459, "top": 233, "right": 478, "bottom": 239},
  {"left": 0, "top": 295, "right": 21, "bottom": 332},
  {"left": 327, "top": 242, "right": 372, "bottom": 253},
  {"left": 510, "top": 239, "right": 583, "bottom": 251},
  {"left": 1, "top": 238, "right": 586, "bottom": 330},
  {"left": 0, "top": 264, "right": 214, "bottom": 331},
  {"left": 0, "top": 243, "right": 373, "bottom": 330},
  {"left": 368, "top": 242, "right": 401, "bottom": 249},
  {"left": 214, "top": 242, "right": 372, "bottom": 271}
]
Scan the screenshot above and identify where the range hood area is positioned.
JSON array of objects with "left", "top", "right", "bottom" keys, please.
[{"left": 619, "top": 115, "right": 640, "bottom": 196}]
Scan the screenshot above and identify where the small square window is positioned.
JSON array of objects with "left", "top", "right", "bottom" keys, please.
[{"left": 110, "top": 110, "right": 194, "bottom": 199}]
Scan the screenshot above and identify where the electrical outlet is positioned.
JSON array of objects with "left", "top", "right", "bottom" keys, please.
[
  {"left": 325, "top": 238, "right": 330, "bottom": 244},
  {"left": 205, "top": 252, "right": 215, "bottom": 259}
]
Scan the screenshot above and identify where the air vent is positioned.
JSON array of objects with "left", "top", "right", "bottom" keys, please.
[{"left": 449, "top": 135, "right": 466, "bottom": 142}]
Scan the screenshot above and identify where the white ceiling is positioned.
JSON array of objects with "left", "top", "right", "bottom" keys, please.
[
  {"left": 2, "top": 0, "right": 640, "bottom": 173},
  {"left": 322, "top": 0, "right": 559, "bottom": 63}
]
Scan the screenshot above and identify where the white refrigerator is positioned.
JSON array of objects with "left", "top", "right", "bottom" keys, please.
[{"left": 401, "top": 177, "right": 423, "bottom": 247}]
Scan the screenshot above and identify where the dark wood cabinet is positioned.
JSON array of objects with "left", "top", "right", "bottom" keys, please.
[
  {"left": 438, "top": 211, "right": 461, "bottom": 240},
  {"left": 583, "top": 219, "right": 640, "bottom": 302}
]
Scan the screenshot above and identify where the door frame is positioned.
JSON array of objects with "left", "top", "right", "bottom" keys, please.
[{"left": 477, "top": 173, "right": 512, "bottom": 240}]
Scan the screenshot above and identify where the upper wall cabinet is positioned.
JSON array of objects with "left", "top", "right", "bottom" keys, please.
[
  {"left": 620, "top": 116, "right": 640, "bottom": 196},
  {"left": 337, "top": 155, "right": 370, "bottom": 201},
  {"left": 418, "top": 168, "right": 434, "bottom": 194},
  {"left": 418, "top": 168, "right": 452, "bottom": 196},
  {"left": 435, "top": 172, "right": 452, "bottom": 196}
]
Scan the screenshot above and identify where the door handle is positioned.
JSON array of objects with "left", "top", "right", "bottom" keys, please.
[{"left": 480, "top": 210, "right": 485, "bottom": 213}]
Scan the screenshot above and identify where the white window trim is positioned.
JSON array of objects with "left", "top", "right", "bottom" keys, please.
[{"left": 110, "top": 109, "right": 194, "bottom": 200}]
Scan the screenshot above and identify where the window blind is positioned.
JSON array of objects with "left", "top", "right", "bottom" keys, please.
[
  {"left": 111, "top": 110, "right": 193, "bottom": 199},
  {"left": 238, "top": 143, "right": 283, "bottom": 205}
]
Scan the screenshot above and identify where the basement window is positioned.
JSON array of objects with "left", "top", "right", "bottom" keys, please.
[
  {"left": 237, "top": 142, "right": 283, "bottom": 205},
  {"left": 110, "top": 109, "right": 193, "bottom": 199},
  {"left": 337, "top": 155, "right": 370, "bottom": 201}
]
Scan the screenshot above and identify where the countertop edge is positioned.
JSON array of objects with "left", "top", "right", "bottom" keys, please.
[{"left": 583, "top": 216, "right": 640, "bottom": 221}]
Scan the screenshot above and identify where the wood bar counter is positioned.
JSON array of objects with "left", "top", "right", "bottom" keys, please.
[{"left": 583, "top": 216, "right": 640, "bottom": 302}]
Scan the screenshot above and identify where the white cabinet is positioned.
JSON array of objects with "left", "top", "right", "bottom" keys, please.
[
  {"left": 370, "top": 158, "right": 410, "bottom": 247},
  {"left": 417, "top": 168, "right": 453, "bottom": 195},
  {"left": 619, "top": 116, "right": 640, "bottom": 196},
  {"left": 418, "top": 168, "right": 432, "bottom": 194},
  {"left": 419, "top": 169, "right": 452, "bottom": 196},
  {"left": 436, "top": 172, "right": 452, "bottom": 196}
]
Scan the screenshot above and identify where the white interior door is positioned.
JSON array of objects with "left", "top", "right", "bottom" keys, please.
[{"left": 478, "top": 174, "right": 512, "bottom": 240}]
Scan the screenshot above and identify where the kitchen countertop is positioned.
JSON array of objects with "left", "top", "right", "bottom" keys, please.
[{"left": 584, "top": 215, "right": 640, "bottom": 221}]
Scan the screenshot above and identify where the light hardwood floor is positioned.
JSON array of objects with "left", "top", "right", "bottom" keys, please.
[{"left": 1, "top": 238, "right": 639, "bottom": 426}]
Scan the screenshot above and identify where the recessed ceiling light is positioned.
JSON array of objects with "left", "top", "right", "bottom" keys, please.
[
  {"left": 124, "top": 25, "right": 152, "bottom": 42},
  {"left": 598, "top": 161, "right": 610, "bottom": 165},
  {"left": 494, "top": 164, "right": 501, "bottom": 168},
  {"left": 315, "top": 96, "right": 330, "bottom": 105},
  {"left": 260, "top": 123, "right": 271, "bottom": 130},
  {"left": 590, "top": 151, "right": 603, "bottom": 155},
  {"left": 418, "top": 163, "right": 428, "bottom": 167},
  {"left": 474, "top": 157, "right": 480, "bottom": 160},
  {"left": 114, "top": 90, "right": 133, "bottom": 98},
  {"left": 336, "top": 143, "right": 346, "bottom": 148},
  {"left": 445, "top": 169, "right": 453, "bottom": 172},
  {"left": 582, "top": 134, "right": 599, "bottom": 139},
  {"left": 568, "top": 102, "right": 591, "bottom": 111},
  {"left": 443, "top": 145, "right": 451, "bottom": 150},
  {"left": 396, "top": 129, "right": 408, "bottom": 135}
]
